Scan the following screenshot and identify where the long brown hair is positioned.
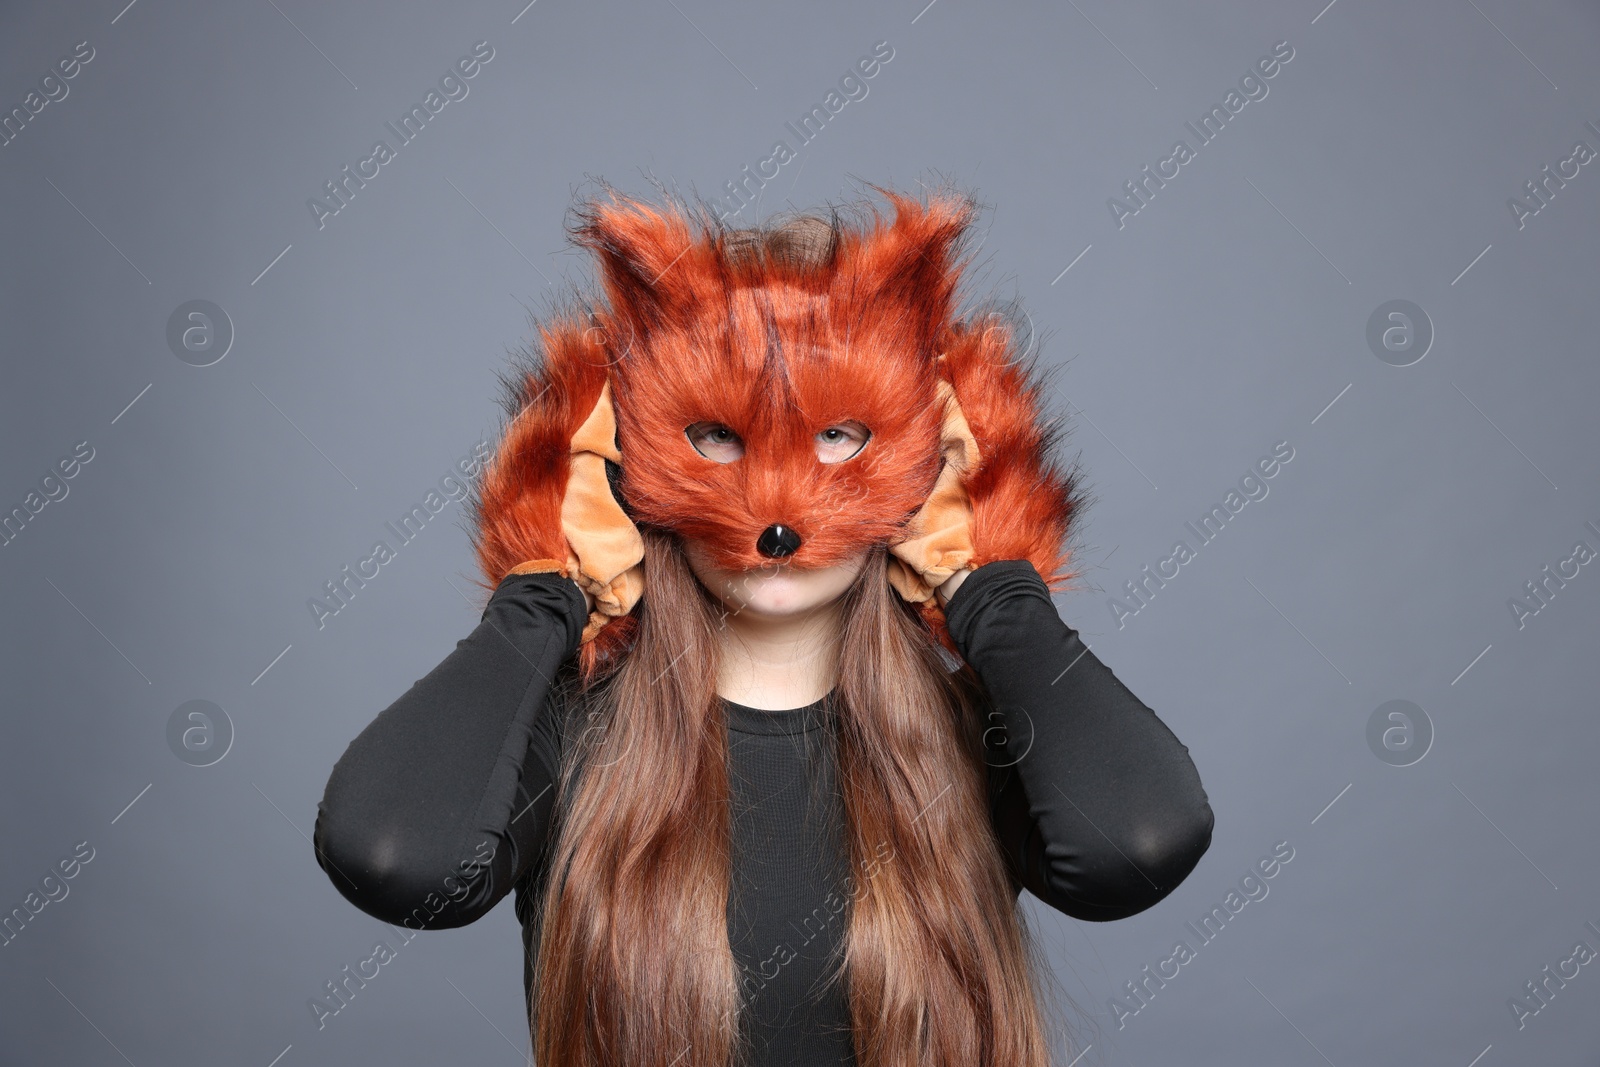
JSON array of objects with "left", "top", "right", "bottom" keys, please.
[
  {"left": 528, "top": 526, "right": 1067, "bottom": 1065},
  {"left": 471, "top": 185, "right": 1088, "bottom": 1063}
]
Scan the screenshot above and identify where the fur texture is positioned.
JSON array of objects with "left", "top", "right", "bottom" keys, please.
[
  {"left": 471, "top": 178, "right": 1087, "bottom": 679},
  {"left": 469, "top": 177, "right": 1090, "bottom": 1066}
]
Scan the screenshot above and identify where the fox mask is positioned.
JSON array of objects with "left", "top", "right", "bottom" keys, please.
[{"left": 472, "top": 181, "right": 1082, "bottom": 673}]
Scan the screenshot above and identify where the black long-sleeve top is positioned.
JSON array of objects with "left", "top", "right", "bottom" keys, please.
[{"left": 312, "top": 559, "right": 1213, "bottom": 1064}]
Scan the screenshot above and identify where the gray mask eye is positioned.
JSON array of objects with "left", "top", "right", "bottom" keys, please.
[
  {"left": 686, "top": 422, "right": 745, "bottom": 463},
  {"left": 816, "top": 422, "right": 870, "bottom": 464}
]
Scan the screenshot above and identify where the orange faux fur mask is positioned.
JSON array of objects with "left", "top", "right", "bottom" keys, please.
[{"left": 471, "top": 180, "right": 1081, "bottom": 678}]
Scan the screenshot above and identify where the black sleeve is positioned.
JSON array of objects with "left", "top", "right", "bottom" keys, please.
[
  {"left": 311, "top": 570, "right": 588, "bottom": 930},
  {"left": 943, "top": 559, "right": 1214, "bottom": 922}
]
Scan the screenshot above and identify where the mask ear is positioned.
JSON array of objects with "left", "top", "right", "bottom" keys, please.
[
  {"left": 508, "top": 376, "right": 645, "bottom": 643},
  {"left": 887, "top": 373, "right": 981, "bottom": 604},
  {"left": 909, "top": 309, "right": 1085, "bottom": 601},
  {"left": 569, "top": 185, "right": 700, "bottom": 341},
  {"left": 474, "top": 322, "right": 645, "bottom": 646}
]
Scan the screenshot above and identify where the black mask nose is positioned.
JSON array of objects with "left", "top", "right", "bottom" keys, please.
[{"left": 756, "top": 524, "right": 802, "bottom": 559}]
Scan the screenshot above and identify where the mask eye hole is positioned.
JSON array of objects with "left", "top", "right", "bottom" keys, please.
[
  {"left": 816, "top": 421, "right": 871, "bottom": 464},
  {"left": 686, "top": 422, "right": 745, "bottom": 463}
]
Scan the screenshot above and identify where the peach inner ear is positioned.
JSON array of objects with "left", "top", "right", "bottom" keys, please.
[
  {"left": 564, "top": 376, "right": 646, "bottom": 624},
  {"left": 886, "top": 379, "right": 981, "bottom": 603},
  {"left": 934, "top": 379, "right": 981, "bottom": 476},
  {"left": 507, "top": 376, "right": 646, "bottom": 645}
]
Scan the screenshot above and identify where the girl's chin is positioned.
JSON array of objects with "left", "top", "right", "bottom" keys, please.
[
  {"left": 731, "top": 569, "right": 812, "bottom": 608},
  {"left": 722, "top": 564, "right": 846, "bottom": 614}
]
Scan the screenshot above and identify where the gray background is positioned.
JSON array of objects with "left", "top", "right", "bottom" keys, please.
[{"left": 2, "top": 0, "right": 1597, "bottom": 1063}]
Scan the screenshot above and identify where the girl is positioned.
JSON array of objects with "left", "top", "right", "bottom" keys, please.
[{"left": 313, "top": 180, "right": 1213, "bottom": 1066}]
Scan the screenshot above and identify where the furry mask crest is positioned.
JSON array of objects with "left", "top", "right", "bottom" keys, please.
[{"left": 471, "top": 180, "right": 1084, "bottom": 677}]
